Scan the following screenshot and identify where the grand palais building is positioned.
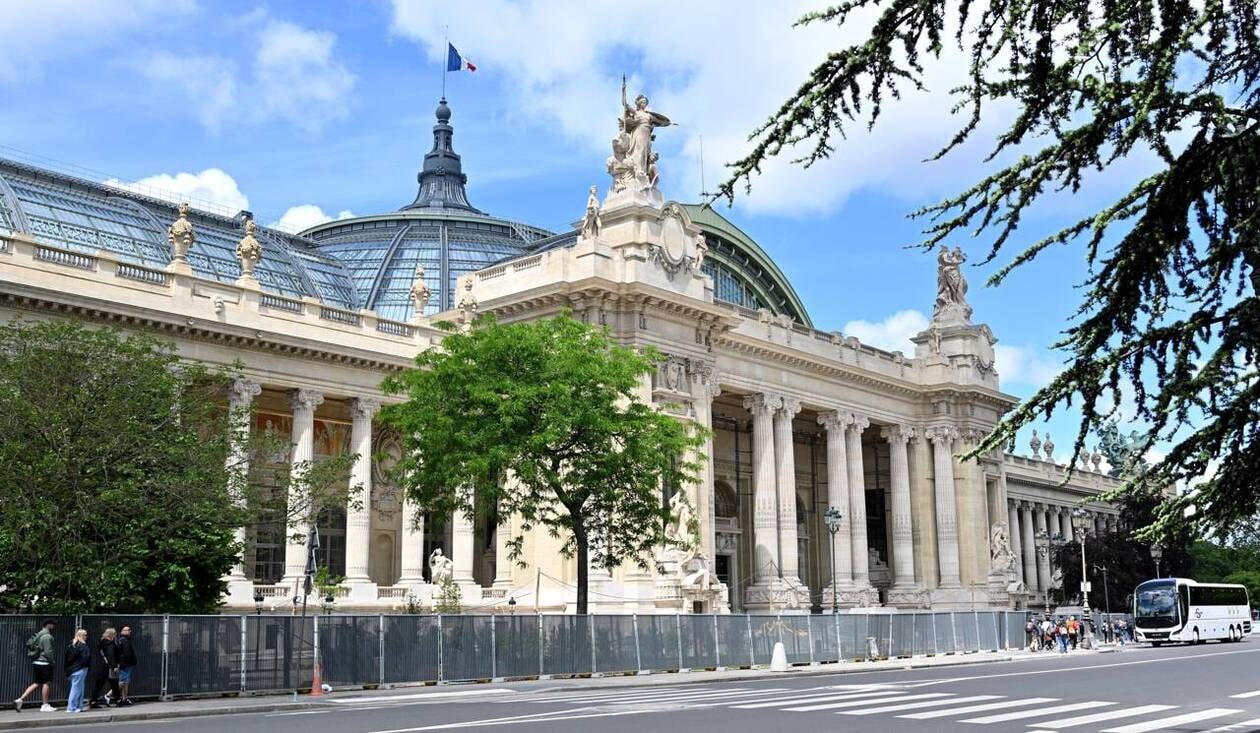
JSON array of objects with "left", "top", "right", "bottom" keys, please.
[{"left": 0, "top": 96, "right": 1122, "bottom": 614}]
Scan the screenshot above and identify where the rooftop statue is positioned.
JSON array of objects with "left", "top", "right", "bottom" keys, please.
[
  {"left": 934, "top": 245, "right": 973, "bottom": 323},
  {"left": 168, "top": 202, "right": 195, "bottom": 265},
  {"left": 235, "top": 219, "right": 262, "bottom": 281},
  {"left": 606, "top": 76, "right": 672, "bottom": 207},
  {"left": 580, "top": 185, "right": 602, "bottom": 239},
  {"left": 409, "top": 265, "right": 431, "bottom": 315}
]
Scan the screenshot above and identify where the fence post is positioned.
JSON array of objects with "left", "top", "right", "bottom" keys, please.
[
  {"left": 490, "top": 614, "right": 498, "bottom": 680},
  {"left": 974, "top": 611, "right": 981, "bottom": 652},
  {"left": 589, "top": 616, "right": 597, "bottom": 674},
  {"left": 675, "top": 614, "right": 684, "bottom": 670},
  {"left": 806, "top": 614, "right": 814, "bottom": 664},
  {"left": 950, "top": 612, "right": 959, "bottom": 654},
  {"left": 713, "top": 614, "right": 721, "bottom": 669},
  {"left": 632, "top": 614, "right": 642, "bottom": 672},
  {"left": 160, "top": 615, "right": 170, "bottom": 700},
  {"left": 776, "top": 614, "right": 784, "bottom": 647},
  {"left": 746, "top": 614, "right": 755, "bottom": 665},
  {"left": 932, "top": 612, "right": 939, "bottom": 655},
  {"left": 240, "top": 615, "right": 248, "bottom": 693},
  {"left": 436, "top": 615, "right": 444, "bottom": 683},
  {"left": 834, "top": 611, "right": 842, "bottom": 661},
  {"left": 887, "top": 614, "right": 894, "bottom": 657},
  {"left": 536, "top": 614, "right": 544, "bottom": 677},
  {"left": 313, "top": 615, "right": 320, "bottom": 688},
  {"left": 379, "top": 615, "right": 385, "bottom": 686}
]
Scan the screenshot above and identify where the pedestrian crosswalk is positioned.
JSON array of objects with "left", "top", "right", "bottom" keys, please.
[{"left": 504, "top": 682, "right": 1260, "bottom": 732}]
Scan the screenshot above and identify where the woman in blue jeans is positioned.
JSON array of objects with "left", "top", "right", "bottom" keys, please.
[{"left": 63, "top": 629, "right": 91, "bottom": 713}]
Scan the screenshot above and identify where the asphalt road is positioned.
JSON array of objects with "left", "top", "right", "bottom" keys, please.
[{"left": 21, "top": 641, "right": 1260, "bottom": 733}]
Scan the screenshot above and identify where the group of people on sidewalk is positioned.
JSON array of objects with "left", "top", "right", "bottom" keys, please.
[
  {"left": 1025, "top": 614, "right": 1131, "bottom": 653},
  {"left": 13, "top": 619, "right": 139, "bottom": 714}
]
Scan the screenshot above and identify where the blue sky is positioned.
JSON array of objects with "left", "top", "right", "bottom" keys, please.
[{"left": 0, "top": 0, "right": 1159, "bottom": 463}]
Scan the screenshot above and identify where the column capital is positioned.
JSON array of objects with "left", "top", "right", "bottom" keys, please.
[
  {"left": 778, "top": 396, "right": 802, "bottom": 418},
  {"left": 742, "top": 392, "right": 780, "bottom": 417},
  {"left": 925, "top": 425, "right": 958, "bottom": 446},
  {"left": 351, "top": 396, "right": 382, "bottom": 420},
  {"left": 226, "top": 377, "right": 261, "bottom": 408},
  {"left": 960, "top": 427, "right": 987, "bottom": 444},
  {"left": 287, "top": 387, "right": 325, "bottom": 412},
  {"left": 879, "top": 424, "right": 913, "bottom": 444},
  {"left": 816, "top": 410, "right": 845, "bottom": 431},
  {"left": 842, "top": 411, "right": 870, "bottom": 434},
  {"left": 691, "top": 361, "right": 722, "bottom": 398}
]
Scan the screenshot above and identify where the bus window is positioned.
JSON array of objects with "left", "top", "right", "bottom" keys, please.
[
  {"left": 1179, "top": 584, "right": 1190, "bottom": 621},
  {"left": 1135, "top": 580, "right": 1179, "bottom": 628}
]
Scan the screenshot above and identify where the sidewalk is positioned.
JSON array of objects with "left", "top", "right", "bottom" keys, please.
[{"left": 0, "top": 648, "right": 1043, "bottom": 730}]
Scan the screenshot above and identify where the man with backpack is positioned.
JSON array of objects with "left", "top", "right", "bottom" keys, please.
[
  {"left": 13, "top": 618, "right": 57, "bottom": 713},
  {"left": 115, "top": 626, "right": 137, "bottom": 706}
]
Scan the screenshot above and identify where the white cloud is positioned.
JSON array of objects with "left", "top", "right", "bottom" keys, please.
[
  {"left": 139, "top": 18, "right": 354, "bottom": 133},
  {"left": 269, "top": 204, "right": 354, "bottom": 233},
  {"left": 104, "top": 169, "right": 250, "bottom": 214},
  {"left": 389, "top": 1, "right": 1012, "bottom": 216},
  {"left": 841, "top": 309, "right": 928, "bottom": 353},
  {"left": 994, "top": 344, "right": 1063, "bottom": 390},
  {"left": 0, "top": 0, "right": 194, "bottom": 84}
]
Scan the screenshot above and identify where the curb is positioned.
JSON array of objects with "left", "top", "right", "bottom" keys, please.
[{"left": 0, "top": 652, "right": 1024, "bottom": 729}]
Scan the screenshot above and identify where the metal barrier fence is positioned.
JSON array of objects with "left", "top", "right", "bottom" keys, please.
[{"left": 2, "top": 611, "right": 1030, "bottom": 702}]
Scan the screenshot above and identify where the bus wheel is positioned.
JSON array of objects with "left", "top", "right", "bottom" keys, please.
[{"left": 1193, "top": 629, "right": 1201, "bottom": 644}]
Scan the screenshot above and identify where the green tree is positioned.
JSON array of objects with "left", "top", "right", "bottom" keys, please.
[
  {"left": 719, "top": 1, "right": 1260, "bottom": 540},
  {"left": 0, "top": 320, "right": 356, "bottom": 613},
  {"left": 434, "top": 575, "right": 463, "bottom": 614},
  {"left": 381, "top": 313, "right": 705, "bottom": 614}
]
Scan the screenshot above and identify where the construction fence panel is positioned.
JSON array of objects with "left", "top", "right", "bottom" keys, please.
[
  {"left": 380, "top": 615, "right": 439, "bottom": 685},
  {"left": 890, "top": 613, "right": 915, "bottom": 657},
  {"left": 319, "top": 615, "right": 380, "bottom": 688},
  {"left": 747, "top": 615, "right": 780, "bottom": 665},
  {"left": 0, "top": 615, "right": 77, "bottom": 704},
  {"left": 779, "top": 615, "right": 811, "bottom": 665},
  {"left": 441, "top": 615, "right": 493, "bottom": 682},
  {"left": 868, "top": 614, "right": 892, "bottom": 658},
  {"left": 678, "top": 614, "right": 717, "bottom": 669},
  {"left": 977, "top": 612, "right": 999, "bottom": 651},
  {"left": 811, "top": 615, "right": 840, "bottom": 663},
  {"left": 80, "top": 614, "right": 166, "bottom": 698},
  {"left": 541, "top": 615, "right": 593, "bottom": 676},
  {"left": 244, "top": 615, "right": 314, "bottom": 693},
  {"left": 957, "top": 611, "right": 980, "bottom": 653},
  {"left": 836, "top": 614, "right": 868, "bottom": 660},
  {"left": 932, "top": 612, "right": 957, "bottom": 654},
  {"left": 163, "top": 615, "right": 240, "bottom": 697},
  {"left": 636, "top": 614, "right": 679, "bottom": 671},
  {"left": 493, "top": 615, "right": 540, "bottom": 679},
  {"left": 714, "top": 615, "right": 753, "bottom": 667}
]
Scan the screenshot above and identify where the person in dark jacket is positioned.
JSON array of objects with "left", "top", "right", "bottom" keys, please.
[
  {"left": 88, "top": 628, "right": 120, "bottom": 709},
  {"left": 63, "top": 630, "right": 91, "bottom": 714},
  {"left": 115, "top": 626, "right": 137, "bottom": 706}
]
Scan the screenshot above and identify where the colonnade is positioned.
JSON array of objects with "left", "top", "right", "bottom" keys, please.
[{"left": 1007, "top": 498, "right": 1119, "bottom": 598}]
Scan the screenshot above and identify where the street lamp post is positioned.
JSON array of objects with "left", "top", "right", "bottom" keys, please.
[
  {"left": 1034, "top": 530, "right": 1053, "bottom": 614},
  {"left": 1150, "top": 544, "right": 1164, "bottom": 579},
  {"left": 1071, "top": 508, "right": 1094, "bottom": 647},
  {"left": 1093, "top": 563, "right": 1112, "bottom": 641},
  {"left": 824, "top": 506, "right": 843, "bottom": 615}
]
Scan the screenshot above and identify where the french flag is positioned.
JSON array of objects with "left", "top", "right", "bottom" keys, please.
[{"left": 446, "top": 43, "right": 477, "bottom": 72}]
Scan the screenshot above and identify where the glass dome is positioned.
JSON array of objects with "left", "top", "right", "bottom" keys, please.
[{"left": 303, "top": 99, "right": 553, "bottom": 320}]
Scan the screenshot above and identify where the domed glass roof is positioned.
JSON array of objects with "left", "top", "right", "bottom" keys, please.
[{"left": 303, "top": 99, "right": 553, "bottom": 321}]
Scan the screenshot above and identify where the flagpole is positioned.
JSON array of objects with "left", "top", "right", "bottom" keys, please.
[{"left": 442, "top": 26, "right": 449, "bottom": 99}]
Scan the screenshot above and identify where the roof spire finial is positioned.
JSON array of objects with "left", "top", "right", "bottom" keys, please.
[{"left": 402, "top": 98, "right": 480, "bottom": 213}]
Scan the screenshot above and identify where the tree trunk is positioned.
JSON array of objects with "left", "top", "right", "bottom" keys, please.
[{"left": 573, "top": 515, "right": 588, "bottom": 615}]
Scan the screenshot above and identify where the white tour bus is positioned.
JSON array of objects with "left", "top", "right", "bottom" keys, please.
[{"left": 1133, "top": 578, "right": 1252, "bottom": 645}]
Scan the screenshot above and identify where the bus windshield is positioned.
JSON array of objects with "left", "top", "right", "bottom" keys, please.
[{"left": 1135, "top": 580, "right": 1180, "bottom": 628}]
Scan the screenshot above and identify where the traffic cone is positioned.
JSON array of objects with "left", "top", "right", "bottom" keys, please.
[{"left": 310, "top": 660, "right": 324, "bottom": 696}]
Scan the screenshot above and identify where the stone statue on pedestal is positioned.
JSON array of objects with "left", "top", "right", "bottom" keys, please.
[
  {"left": 990, "top": 522, "right": 1016, "bottom": 574},
  {"left": 409, "top": 266, "right": 431, "bottom": 315},
  {"left": 428, "top": 548, "right": 453, "bottom": 584},
  {"left": 605, "top": 77, "right": 672, "bottom": 208},
  {"left": 933, "top": 245, "right": 972, "bottom": 322},
  {"left": 168, "top": 202, "right": 195, "bottom": 265},
  {"left": 235, "top": 219, "right": 262, "bottom": 280},
  {"left": 580, "top": 185, "right": 602, "bottom": 239}
]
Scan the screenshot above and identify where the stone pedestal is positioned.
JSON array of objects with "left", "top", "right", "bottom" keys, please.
[{"left": 745, "top": 579, "right": 811, "bottom": 612}]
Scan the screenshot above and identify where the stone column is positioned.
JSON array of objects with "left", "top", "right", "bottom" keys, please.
[
  {"left": 692, "top": 365, "right": 721, "bottom": 561},
  {"left": 224, "top": 378, "right": 261, "bottom": 605},
  {"left": 883, "top": 425, "right": 919, "bottom": 600},
  {"left": 397, "top": 494, "right": 426, "bottom": 587},
  {"left": 775, "top": 397, "right": 803, "bottom": 587},
  {"left": 908, "top": 432, "right": 938, "bottom": 588},
  {"left": 846, "top": 413, "right": 874, "bottom": 593},
  {"left": 817, "top": 411, "right": 852, "bottom": 602},
  {"left": 1020, "top": 501, "right": 1038, "bottom": 593},
  {"left": 282, "top": 388, "right": 324, "bottom": 589},
  {"left": 928, "top": 427, "right": 961, "bottom": 588},
  {"left": 1061, "top": 507, "right": 1075, "bottom": 543},
  {"left": 744, "top": 393, "right": 780, "bottom": 588},
  {"left": 1008, "top": 501, "right": 1024, "bottom": 585},
  {"left": 452, "top": 491, "right": 477, "bottom": 585},
  {"left": 345, "top": 397, "right": 381, "bottom": 602},
  {"left": 493, "top": 509, "right": 515, "bottom": 592},
  {"left": 1034, "top": 505, "right": 1051, "bottom": 593}
]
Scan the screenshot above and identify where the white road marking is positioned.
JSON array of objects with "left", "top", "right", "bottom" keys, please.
[
  {"left": 784, "top": 693, "right": 951, "bottom": 712},
  {"left": 530, "top": 686, "right": 787, "bottom": 706},
  {"left": 521, "top": 685, "right": 754, "bottom": 704},
  {"left": 732, "top": 689, "right": 907, "bottom": 709},
  {"left": 1202, "top": 717, "right": 1260, "bottom": 732},
  {"left": 1100, "top": 708, "right": 1243, "bottom": 733},
  {"left": 962, "top": 701, "right": 1116, "bottom": 724},
  {"left": 265, "top": 710, "right": 331, "bottom": 716},
  {"left": 335, "top": 689, "right": 518, "bottom": 704},
  {"left": 1028, "top": 704, "right": 1178, "bottom": 730},
  {"left": 369, "top": 707, "right": 658, "bottom": 731},
  {"left": 840, "top": 694, "right": 1000, "bottom": 716},
  {"left": 901, "top": 697, "right": 1060, "bottom": 719},
  {"left": 1230, "top": 690, "right": 1260, "bottom": 699}
]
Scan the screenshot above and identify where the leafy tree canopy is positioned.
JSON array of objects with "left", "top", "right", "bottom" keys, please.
[
  {"left": 0, "top": 320, "right": 357, "bottom": 613},
  {"left": 719, "top": 0, "right": 1260, "bottom": 541},
  {"left": 381, "top": 313, "right": 705, "bottom": 613}
]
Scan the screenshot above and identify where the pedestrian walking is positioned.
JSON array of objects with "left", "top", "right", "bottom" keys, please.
[
  {"left": 1056, "top": 620, "right": 1069, "bottom": 653},
  {"left": 13, "top": 618, "right": 57, "bottom": 713},
  {"left": 1067, "top": 616, "right": 1079, "bottom": 649},
  {"left": 88, "top": 628, "right": 121, "bottom": 710},
  {"left": 115, "top": 626, "right": 137, "bottom": 706},
  {"left": 63, "top": 630, "right": 90, "bottom": 714}
]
